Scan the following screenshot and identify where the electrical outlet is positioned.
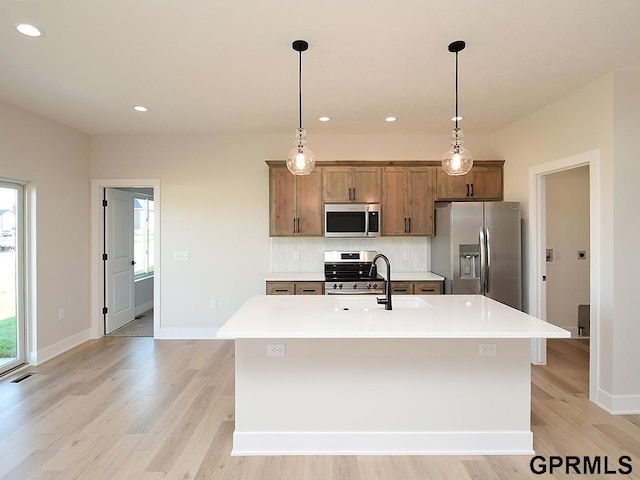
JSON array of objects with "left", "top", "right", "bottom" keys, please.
[
  {"left": 58, "top": 308, "right": 65, "bottom": 320},
  {"left": 173, "top": 251, "right": 190, "bottom": 261},
  {"left": 267, "top": 343, "right": 286, "bottom": 357},
  {"left": 479, "top": 343, "right": 497, "bottom": 356},
  {"left": 209, "top": 300, "right": 217, "bottom": 310}
]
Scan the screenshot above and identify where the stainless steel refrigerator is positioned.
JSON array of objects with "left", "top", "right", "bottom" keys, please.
[{"left": 431, "top": 202, "right": 522, "bottom": 310}]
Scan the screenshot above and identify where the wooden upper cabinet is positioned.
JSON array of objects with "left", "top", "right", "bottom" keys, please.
[
  {"left": 267, "top": 160, "right": 503, "bottom": 237},
  {"left": 436, "top": 164, "right": 503, "bottom": 201},
  {"left": 382, "top": 167, "right": 436, "bottom": 236},
  {"left": 323, "top": 166, "right": 381, "bottom": 203},
  {"left": 269, "top": 166, "right": 322, "bottom": 236}
]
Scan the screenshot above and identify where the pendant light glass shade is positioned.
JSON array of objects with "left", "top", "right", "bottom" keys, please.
[
  {"left": 287, "top": 40, "right": 315, "bottom": 175},
  {"left": 286, "top": 127, "right": 315, "bottom": 175},
  {"left": 443, "top": 40, "right": 473, "bottom": 176},
  {"left": 443, "top": 128, "right": 473, "bottom": 176}
]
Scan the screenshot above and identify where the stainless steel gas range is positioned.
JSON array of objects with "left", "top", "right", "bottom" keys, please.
[{"left": 324, "top": 250, "right": 385, "bottom": 295}]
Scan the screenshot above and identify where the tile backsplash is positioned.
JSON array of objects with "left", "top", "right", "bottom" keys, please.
[{"left": 271, "top": 237, "right": 431, "bottom": 272}]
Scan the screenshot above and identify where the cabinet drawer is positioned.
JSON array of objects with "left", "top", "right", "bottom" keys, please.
[
  {"left": 266, "top": 282, "right": 295, "bottom": 295},
  {"left": 390, "top": 282, "right": 414, "bottom": 295},
  {"left": 413, "top": 281, "right": 443, "bottom": 295},
  {"left": 295, "top": 282, "right": 324, "bottom": 295}
]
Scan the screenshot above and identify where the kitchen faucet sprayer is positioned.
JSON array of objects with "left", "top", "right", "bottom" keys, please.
[{"left": 369, "top": 254, "right": 392, "bottom": 310}]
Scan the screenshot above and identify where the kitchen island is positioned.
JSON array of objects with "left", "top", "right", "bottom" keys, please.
[{"left": 217, "top": 294, "right": 569, "bottom": 456}]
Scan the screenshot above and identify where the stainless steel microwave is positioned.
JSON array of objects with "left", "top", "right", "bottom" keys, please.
[{"left": 324, "top": 203, "right": 380, "bottom": 238}]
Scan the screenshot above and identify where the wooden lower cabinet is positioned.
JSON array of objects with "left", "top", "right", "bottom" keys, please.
[
  {"left": 390, "top": 281, "right": 443, "bottom": 295},
  {"left": 266, "top": 281, "right": 324, "bottom": 295},
  {"left": 294, "top": 282, "right": 324, "bottom": 295}
]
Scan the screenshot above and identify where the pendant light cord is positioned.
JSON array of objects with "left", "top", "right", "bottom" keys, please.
[
  {"left": 454, "top": 51, "right": 459, "bottom": 131},
  {"left": 298, "top": 49, "right": 303, "bottom": 130}
]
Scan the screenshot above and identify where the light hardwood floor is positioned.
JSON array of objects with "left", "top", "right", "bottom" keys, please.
[{"left": 0, "top": 338, "right": 639, "bottom": 479}]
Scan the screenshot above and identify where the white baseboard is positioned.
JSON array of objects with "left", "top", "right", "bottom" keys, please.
[
  {"left": 231, "top": 431, "right": 534, "bottom": 456},
  {"left": 596, "top": 388, "right": 640, "bottom": 414},
  {"left": 155, "top": 327, "right": 220, "bottom": 340},
  {"left": 31, "top": 328, "right": 92, "bottom": 366}
]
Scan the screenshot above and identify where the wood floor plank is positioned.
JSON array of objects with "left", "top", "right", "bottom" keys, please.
[{"left": 2, "top": 337, "right": 640, "bottom": 479}]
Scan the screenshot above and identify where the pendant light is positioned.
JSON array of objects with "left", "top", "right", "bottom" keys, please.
[
  {"left": 286, "top": 40, "right": 316, "bottom": 175},
  {"left": 443, "top": 40, "right": 473, "bottom": 176}
]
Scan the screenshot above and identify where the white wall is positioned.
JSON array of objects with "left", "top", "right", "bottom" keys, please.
[
  {"left": 545, "top": 166, "right": 590, "bottom": 335},
  {"left": 495, "top": 72, "right": 640, "bottom": 412},
  {"left": 612, "top": 71, "right": 640, "bottom": 401},
  {"left": 135, "top": 277, "right": 153, "bottom": 314},
  {"left": 0, "top": 99, "right": 90, "bottom": 363},
  {"left": 89, "top": 132, "right": 499, "bottom": 334}
]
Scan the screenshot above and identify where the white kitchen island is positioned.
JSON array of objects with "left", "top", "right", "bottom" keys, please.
[{"left": 217, "top": 294, "right": 569, "bottom": 456}]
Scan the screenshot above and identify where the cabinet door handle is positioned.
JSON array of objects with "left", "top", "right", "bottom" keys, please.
[
  {"left": 419, "top": 288, "right": 435, "bottom": 293},
  {"left": 466, "top": 184, "right": 470, "bottom": 197},
  {"left": 394, "top": 288, "right": 408, "bottom": 292},
  {"left": 293, "top": 218, "right": 297, "bottom": 233},
  {"left": 297, "top": 218, "right": 300, "bottom": 233},
  {"left": 404, "top": 218, "right": 407, "bottom": 233},
  {"left": 301, "top": 289, "right": 316, "bottom": 293},
  {"left": 274, "top": 289, "right": 289, "bottom": 292},
  {"left": 352, "top": 187, "right": 355, "bottom": 201},
  {"left": 408, "top": 217, "right": 411, "bottom": 233},
  {"left": 470, "top": 183, "right": 474, "bottom": 197}
]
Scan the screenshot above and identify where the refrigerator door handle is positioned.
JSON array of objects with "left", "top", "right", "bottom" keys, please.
[
  {"left": 485, "top": 227, "right": 491, "bottom": 293},
  {"left": 479, "top": 228, "right": 487, "bottom": 294}
]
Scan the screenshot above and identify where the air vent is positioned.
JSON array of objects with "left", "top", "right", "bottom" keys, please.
[{"left": 11, "top": 372, "right": 35, "bottom": 383}]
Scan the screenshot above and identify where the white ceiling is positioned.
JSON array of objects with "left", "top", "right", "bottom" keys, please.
[{"left": 2, "top": 0, "right": 640, "bottom": 136}]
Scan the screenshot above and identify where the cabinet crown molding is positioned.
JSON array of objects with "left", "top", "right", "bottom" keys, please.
[{"left": 265, "top": 160, "right": 505, "bottom": 168}]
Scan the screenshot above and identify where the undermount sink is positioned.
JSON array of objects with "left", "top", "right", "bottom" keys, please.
[{"left": 335, "top": 296, "right": 432, "bottom": 311}]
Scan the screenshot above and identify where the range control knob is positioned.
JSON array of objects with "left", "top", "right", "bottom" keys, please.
[
  {"left": 353, "top": 283, "right": 358, "bottom": 289},
  {"left": 372, "top": 283, "right": 378, "bottom": 289},
  {"left": 366, "top": 283, "right": 372, "bottom": 289},
  {"left": 332, "top": 284, "right": 337, "bottom": 289},
  {"left": 338, "top": 284, "right": 343, "bottom": 289}
]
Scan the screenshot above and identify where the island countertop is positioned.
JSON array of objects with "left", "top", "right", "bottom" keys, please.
[{"left": 217, "top": 294, "right": 570, "bottom": 339}]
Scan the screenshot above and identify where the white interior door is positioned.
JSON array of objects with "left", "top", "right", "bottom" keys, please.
[{"left": 104, "top": 188, "right": 135, "bottom": 334}]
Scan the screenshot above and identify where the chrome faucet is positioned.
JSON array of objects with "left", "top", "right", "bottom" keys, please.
[{"left": 369, "top": 253, "right": 392, "bottom": 310}]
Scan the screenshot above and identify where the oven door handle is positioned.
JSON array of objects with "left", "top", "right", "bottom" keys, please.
[{"left": 325, "top": 290, "right": 385, "bottom": 295}]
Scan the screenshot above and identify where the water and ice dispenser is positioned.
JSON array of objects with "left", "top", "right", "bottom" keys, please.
[{"left": 459, "top": 244, "right": 480, "bottom": 280}]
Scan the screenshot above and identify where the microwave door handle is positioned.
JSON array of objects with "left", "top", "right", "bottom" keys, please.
[{"left": 364, "top": 209, "right": 369, "bottom": 236}]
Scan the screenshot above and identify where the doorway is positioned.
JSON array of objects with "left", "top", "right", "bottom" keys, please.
[
  {"left": 544, "top": 166, "right": 590, "bottom": 337},
  {"left": 90, "top": 179, "right": 160, "bottom": 339},
  {"left": 529, "top": 149, "right": 600, "bottom": 403},
  {"left": 0, "top": 181, "right": 25, "bottom": 376}
]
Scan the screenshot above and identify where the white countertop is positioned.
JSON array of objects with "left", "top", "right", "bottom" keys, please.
[
  {"left": 217, "top": 294, "right": 570, "bottom": 340},
  {"left": 265, "top": 271, "right": 445, "bottom": 282}
]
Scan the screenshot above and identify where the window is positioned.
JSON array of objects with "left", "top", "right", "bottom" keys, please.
[{"left": 134, "top": 195, "right": 154, "bottom": 278}]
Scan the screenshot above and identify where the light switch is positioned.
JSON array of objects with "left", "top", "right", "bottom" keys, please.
[{"left": 174, "top": 251, "right": 190, "bottom": 261}]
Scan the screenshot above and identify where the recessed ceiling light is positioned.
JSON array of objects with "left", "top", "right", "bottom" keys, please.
[
  {"left": 385, "top": 116, "right": 397, "bottom": 122},
  {"left": 133, "top": 105, "right": 148, "bottom": 112},
  {"left": 15, "top": 23, "right": 44, "bottom": 37},
  {"left": 318, "top": 116, "right": 330, "bottom": 122}
]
